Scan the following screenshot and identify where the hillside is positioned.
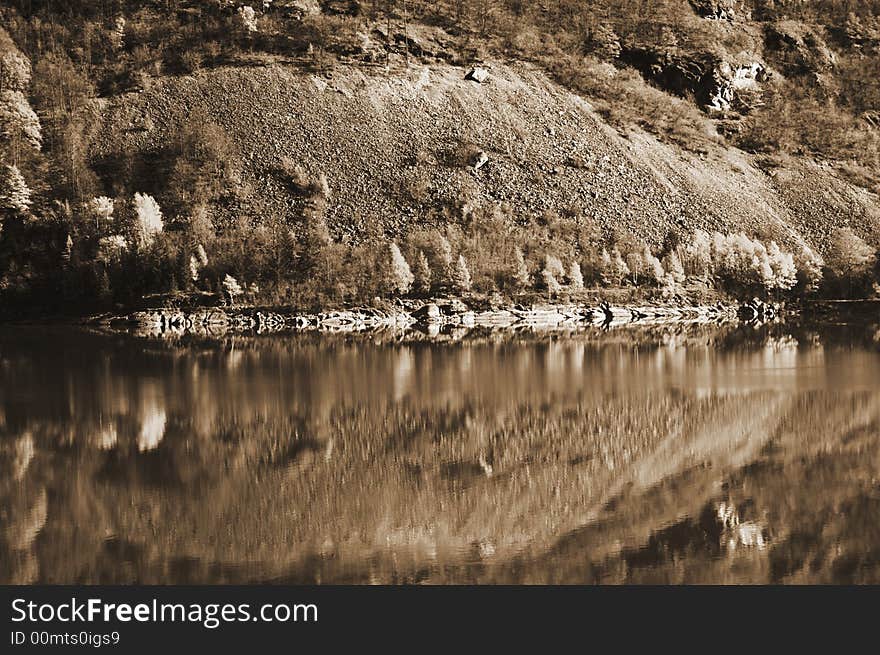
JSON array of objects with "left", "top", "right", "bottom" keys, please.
[{"left": 91, "top": 58, "right": 879, "bottom": 251}]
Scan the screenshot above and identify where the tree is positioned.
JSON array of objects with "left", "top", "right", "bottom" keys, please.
[
  {"left": 683, "top": 229, "right": 712, "bottom": 277},
  {"left": 626, "top": 250, "right": 644, "bottom": 285},
  {"left": 568, "top": 260, "right": 584, "bottom": 290},
  {"left": 662, "top": 250, "right": 685, "bottom": 284},
  {"left": 766, "top": 241, "right": 797, "bottom": 291},
  {"left": 825, "top": 227, "right": 875, "bottom": 295},
  {"left": 510, "top": 246, "right": 531, "bottom": 290},
  {"left": 0, "top": 91, "right": 42, "bottom": 152},
  {"left": 541, "top": 254, "right": 564, "bottom": 293},
  {"left": 601, "top": 248, "right": 630, "bottom": 285},
  {"left": 223, "top": 274, "right": 244, "bottom": 305},
  {"left": 133, "top": 193, "right": 163, "bottom": 249},
  {"left": 825, "top": 227, "right": 874, "bottom": 280},
  {"left": 89, "top": 196, "right": 114, "bottom": 229},
  {"left": 0, "top": 163, "right": 31, "bottom": 218},
  {"left": 412, "top": 249, "right": 431, "bottom": 294},
  {"left": 641, "top": 245, "right": 665, "bottom": 285},
  {"left": 794, "top": 244, "right": 823, "bottom": 292},
  {"left": 451, "top": 254, "right": 472, "bottom": 292},
  {"left": 385, "top": 242, "right": 414, "bottom": 294},
  {"left": 0, "top": 29, "right": 31, "bottom": 93},
  {"left": 96, "top": 235, "right": 128, "bottom": 265}
]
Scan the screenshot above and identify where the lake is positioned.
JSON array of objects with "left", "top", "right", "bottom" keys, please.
[{"left": 2, "top": 321, "right": 880, "bottom": 584}]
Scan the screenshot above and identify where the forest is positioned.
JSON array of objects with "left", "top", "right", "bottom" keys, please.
[{"left": 1, "top": 0, "right": 880, "bottom": 315}]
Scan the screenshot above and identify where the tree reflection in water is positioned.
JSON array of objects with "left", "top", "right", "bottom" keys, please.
[{"left": 1, "top": 323, "right": 880, "bottom": 584}]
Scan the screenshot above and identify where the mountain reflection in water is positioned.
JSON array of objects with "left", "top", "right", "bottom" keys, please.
[{"left": 2, "top": 323, "right": 880, "bottom": 584}]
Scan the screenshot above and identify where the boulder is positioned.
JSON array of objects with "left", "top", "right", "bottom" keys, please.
[
  {"left": 465, "top": 67, "right": 490, "bottom": 83},
  {"left": 412, "top": 303, "right": 441, "bottom": 322}
]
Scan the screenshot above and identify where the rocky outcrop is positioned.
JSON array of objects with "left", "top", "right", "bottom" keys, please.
[
  {"left": 689, "top": 0, "right": 738, "bottom": 21},
  {"left": 706, "top": 61, "right": 770, "bottom": 112},
  {"left": 622, "top": 47, "right": 768, "bottom": 113}
]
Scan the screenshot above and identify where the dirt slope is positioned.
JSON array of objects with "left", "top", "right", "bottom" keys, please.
[{"left": 91, "top": 59, "right": 879, "bottom": 251}]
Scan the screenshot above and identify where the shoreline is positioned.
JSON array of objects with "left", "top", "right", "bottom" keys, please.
[{"left": 83, "top": 297, "right": 785, "bottom": 338}]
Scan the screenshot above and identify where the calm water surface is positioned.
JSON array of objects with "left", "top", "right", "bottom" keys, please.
[{"left": 2, "top": 323, "right": 880, "bottom": 584}]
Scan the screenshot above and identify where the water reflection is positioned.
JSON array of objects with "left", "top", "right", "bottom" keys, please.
[{"left": 1, "top": 323, "right": 880, "bottom": 583}]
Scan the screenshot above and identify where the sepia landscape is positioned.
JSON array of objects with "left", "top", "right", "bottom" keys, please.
[{"left": 2, "top": 0, "right": 880, "bottom": 586}]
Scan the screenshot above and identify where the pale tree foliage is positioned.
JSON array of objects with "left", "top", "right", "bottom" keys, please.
[
  {"left": 385, "top": 242, "right": 414, "bottom": 294},
  {"left": 625, "top": 249, "right": 644, "bottom": 284},
  {"left": 510, "top": 246, "right": 531, "bottom": 290},
  {"left": 825, "top": 227, "right": 875, "bottom": 279},
  {"left": 195, "top": 244, "right": 209, "bottom": 267},
  {"left": 640, "top": 245, "right": 665, "bottom": 285},
  {"left": 237, "top": 6, "right": 259, "bottom": 33},
  {"left": 451, "top": 254, "right": 472, "bottom": 292},
  {"left": 432, "top": 233, "right": 454, "bottom": 287},
  {"left": 709, "top": 232, "right": 798, "bottom": 291},
  {"left": 133, "top": 192, "right": 163, "bottom": 249},
  {"left": 662, "top": 250, "right": 685, "bottom": 284},
  {"left": 683, "top": 229, "right": 712, "bottom": 277},
  {"left": 190, "top": 244, "right": 208, "bottom": 282},
  {"left": 96, "top": 235, "right": 128, "bottom": 264},
  {"left": 190, "top": 255, "right": 201, "bottom": 282},
  {"left": 601, "top": 248, "right": 630, "bottom": 285},
  {"left": 223, "top": 274, "right": 244, "bottom": 305},
  {"left": 0, "top": 163, "right": 31, "bottom": 216},
  {"left": 412, "top": 249, "right": 431, "bottom": 294},
  {"left": 794, "top": 244, "right": 824, "bottom": 291},
  {"left": 0, "top": 91, "right": 43, "bottom": 150},
  {"left": 89, "top": 196, "right": 115, "bottom": 227},
  {"left": 541, "top": 254, "right": 564, "bottom": 294},
  {"left": 567, "top": 260, "right": 584, "bottom": 290},
  {"left": 0, "top": 28, "right": 31, "bottom": 92},
  {"left": 766, "top": 241, "right": 798, "bottom": 291}
]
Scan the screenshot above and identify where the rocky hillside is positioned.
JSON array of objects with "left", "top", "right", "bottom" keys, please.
[{"left": 90, "top": 55, "right": 879, "bottom": 253}]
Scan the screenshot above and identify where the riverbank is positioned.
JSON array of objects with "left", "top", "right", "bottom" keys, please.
[{"left": 91, "top": 296, "right": 784, "bottom": 338}]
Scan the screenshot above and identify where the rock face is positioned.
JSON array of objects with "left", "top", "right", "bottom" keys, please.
[
  {"left": 622, "top": 47, "right": 768, "bottom": 112},
  {"left": 689, "top": 0, "right": 738, "bottom": 21},
  {"left": 706, "top": 61, "right": 770, "bottom": 112}
]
